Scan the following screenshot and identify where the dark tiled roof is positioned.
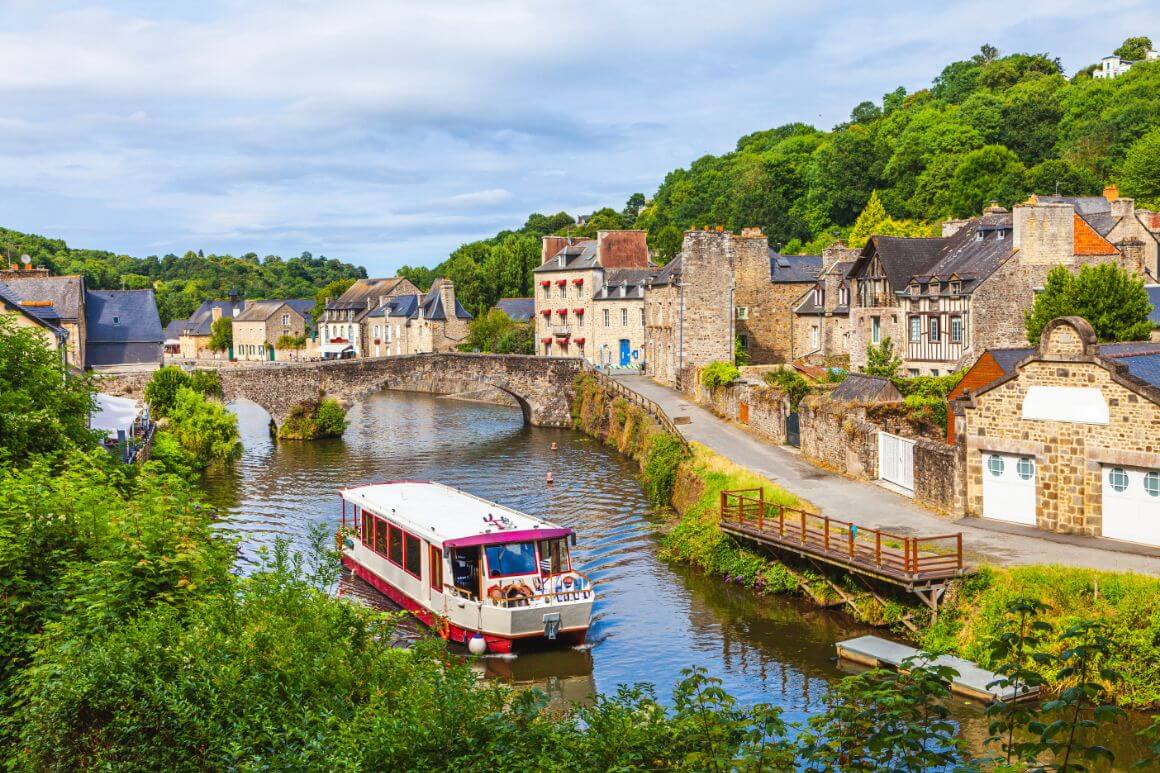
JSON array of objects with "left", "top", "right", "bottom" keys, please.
[
  {"left": 328, "top": 278, "right": 415, "bottom": 321},
  {"left": 234, "top": 299, "right": 288, "bottom": 322},
  {"left": 387, "top": 295, "right": 418, "bottom": 318},
  {"left": 648, "top": 255, "right": 682, "bottom": 286},
  {"left": 989, "top": 347, "right": 1035, "bottom": 374},
  {"left": 604, "top": 267, "right": 657, "bottom": 285},
  {"left": 183, "top": 300, "right": 242, "bottom": 335},
  {"left": 830, "top": 260, "right": 855, "bottom": 279},
  {"left": 1147, "top": 286, "right": 1160, "bottom": 326},
  {"left": 0, "top": 281, "right": 62, "bottom": 330},
  {"left": 0, "top": 275, "right": 84, "bottom": 320},
  {"left": 163, "top": 319, "right": 186, "bottom": 342},
  {"left": 593, "top": 282, "right": 645, "bottom": 301},
  {"left": 532, "top": 240, "right": 598, "bottom": 273},
  {"left": 84, "top": 290, "right": 163, "bottom": 343},
  {"left": 1080, "top": 211, "right": 1118, "bottom": 237},
  {"left": 830, "top": 373, "right": 900, "bottom": 403},
  {"left": 867, "top": 236, "right": 945, "bottom": 291},
  {"left": 1098, "top": 342, "right": 1160, "bottom": 357},
  {"left": 770, "top": 252, "right": 822, "bottom": 283},
  {"left": 914, "top": 216, "right": 1014, "bottom": 290},
  {"left": 1036, "top": 195, "right": 1110, "bottom": 216},
  {"left": 493, "top": 298, "right": 535, "bottom": 321},
  {"left": 1115, "top": 353, "right": 1160, "bottom": 388},
  {"left": 284, "top": 299, "right": 316, "bottom": 331}
]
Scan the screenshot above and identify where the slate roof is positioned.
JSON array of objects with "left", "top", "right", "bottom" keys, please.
[
  {"left": 327, "top": 278, "right": 416, "bottom": 322},
  {"left": 1035, "top": 195, "right": 1110, "bottom": 216},
  {"left": 284, "top": 299, "right": 317, "bottom": 332},
  {"left": 1079, "top": 211, "right": 1118, "bottom": 237},
  {"left": 493, "top": 298, "right": 535, "bottom": 321},
  {"left": 1114, "top": 353, "right": 1160, "bottom": 388},
  {"left": 380, "top": 289, "right": 472, "bottom": 322},
  {"left": 648, "top": 255, "right": 682, "bottom": 287},
  {"left": 0, "top": 281, "right": 64, "bottom": 331},
  {"left": 911, "top": 214, "right": 1014, "bottom": 291},
  {"left": 770, "top": 252, "right": 822, "bottom": 283},
  {"left": 593, "top": 282, "right": 646, "bottom": 301},
  {"left": 0, "top": 275, "right": 84, "bottom": 321},
  {"left": 1147, "top": 286, "right": 1160, "bottom": 327},
  {"left": 233, "top": 299, "right": 288, "bottom": 322},
  {"left": 830, "top": 373, "right": 901, "bottom": 403},
  {"left": 84, "top": 290, "right": 163, "bottom": 343},
  {"left": 532, "top": 240, "right": 599, "bottom": 273},
  {"left": 989, "top": 347, "right": 1035, "bottom": 374},
  {"left": 163, "top": 319, "right": 186, "bottom": 343},
  {"left": 865, "top": 236, "right": 946, "bottom": 291},
  {"left": 181, "top": 300, "right": 242, "bottom": 336}
]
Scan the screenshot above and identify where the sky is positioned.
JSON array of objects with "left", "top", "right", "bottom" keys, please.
[{"left": 1, "top": 1, "right": 1158, "bottom": 276}]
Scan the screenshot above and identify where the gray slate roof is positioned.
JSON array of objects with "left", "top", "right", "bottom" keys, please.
[
  {"left": 327, "top": 278, "right": 416, "bottom": 322},
  {"left": 989, "top": 347, "right": 1035, "bottom": 374},
  {"left": 830, "top": 373, "right": 901, "bottom": 403},
  {"left": 0, "top": 275, "right": 84, "bottom": 321},
  {"left": 163, "top": 319, "right": 186, "bottom": 342},
  {"left": 1116, "top": 353, "right": 1160, "bottom": 388},
  {"left": 593, "top": 282, "right": 646, "bottom": 301},
  {"left": 0, "top": 281, "right": 63, "bottom": 330},
  {"left": 1147, "top": 286, "right": 1160, "bottom": 327},
  {"left": 493, "top": 298, "right": 535, "bottom": 321},
  {"left": 770, "top": 252, "right": 822, "bottom": 283},
  {"left": 181, "top": 300, "right": 243, "bottom": 336},
  {"left": 284, "top": 299, "right": 316, "bottom": 331},
  {"left": 1035, "top": 195, "right": 1110, "bottom": 216},
  {"left": 532, "top": 240, "right": 598, "bottom": 273},
  {"left": 84, "top": 290, "right": 163, "bottom": 343},
  {"left": 913, "top": 214, "right": 1014, "bottom": 291},
  {"left": 648, "top": 255, "right": 682, "bottom": 287},
  {"left": 865, "top": 236, "right": 946, "bottom": 291}
]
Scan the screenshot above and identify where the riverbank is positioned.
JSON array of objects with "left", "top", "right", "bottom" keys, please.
[{"left": 571, "top": 373, "right": 1160, "bottom": 709}]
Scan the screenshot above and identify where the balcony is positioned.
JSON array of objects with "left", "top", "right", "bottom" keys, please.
[{"left": 552, "top": 326, "right": 571, "bottom": 337}]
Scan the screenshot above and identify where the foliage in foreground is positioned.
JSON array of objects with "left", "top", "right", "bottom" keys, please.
[
  {"left": 700, "top": 361, "right": 740, "bottom": 390},
  {"left": 278, "top": 397, "right": 349, "bottom": 440},
  {"left": 459, "top": 308, "right": 535, "bottom": 354},
  {"left": 1024, "top": 263, "right": 1153, "bottom": 344}
]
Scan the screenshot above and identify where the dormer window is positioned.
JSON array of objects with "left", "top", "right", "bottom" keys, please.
[
  {"left": 813, "top": 285, "right": 823, "bottom": 306},
  {"left": 909, "top": 282, "right": 920, "bottom": 297},
  {"left": 838, "top": 284, "right": 849, "bottom": 306},
  {"left": 996, "top": 229, "right": 1005, "bottom": 239},
  {"left": 930, "top": 280, "right": 940, "bottom": 296},
  {"left": 950, "top": 280, "right": 961, "bottom": 294},
  {"left": 112, "top": 315, "right": 120, "bottom": 326}
]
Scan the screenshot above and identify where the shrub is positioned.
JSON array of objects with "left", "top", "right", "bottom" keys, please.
[
  {"left": 863, "top": 337, "right": 902, "bottom": 377},
  {"left": 315, "top": 399, "right": 349, "bottom": 437},
  {"left": 700, "top": 361, "right": 739, "bottom": 390},
  {"left": 763, "top": 369, "right": 810, "bottom": 410},
  {"left": 145, "top": 367, "right": 222, "bottom": 416},
  {"left": 279, "top": 398, "right": 347, "bottom": 440},
  {"left": 641, "top": 433, "right": 687, "bottom": 506},
  {"left": 167, "top": 387, "right": 241, "bottom": 468}
]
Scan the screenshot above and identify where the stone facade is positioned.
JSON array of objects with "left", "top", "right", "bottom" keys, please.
[
  {"left": 318, "top": 277, "right": 419, "bottom": 357},
  {"left": 591, "top": 286, "right": 646, "bottom": 368},
  {"left": 791, "top": 244, "right": 859, "bottom": 367},
  {"left": 957, "top": 317, "right": 1160, "bottom": 537},
  {"left": 233, "top": 301, "right": 310, "bottom": 362}
]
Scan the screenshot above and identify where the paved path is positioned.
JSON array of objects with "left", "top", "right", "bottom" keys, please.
[{"left": 617, "top": 375, "right": 1160, "bottom": 576}]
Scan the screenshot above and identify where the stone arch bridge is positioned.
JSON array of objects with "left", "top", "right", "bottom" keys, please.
[{"left": 217, "top": 354, "right": 585, "bottom": 428}]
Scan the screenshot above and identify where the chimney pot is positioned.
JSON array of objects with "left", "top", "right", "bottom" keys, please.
[{"left": 1104, "top": 183, "right": 1120, "bottom": 202}]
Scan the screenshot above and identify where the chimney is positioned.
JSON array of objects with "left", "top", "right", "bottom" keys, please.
[
  {"left": 1116, "top": 237, "right": 1146, "bottom": 275},
  {"left": 211, "top": 305, "right": 223, "bottom": 322},
  {"left": 439, "top": 280, "right": 456, "bottom": 318},
  {"left": 1013, "top": 202, "right": 1074, "bottom": 265},
  {"left": 1110, "top": 197, "right": 1135, "bottom": 220},
  {"left": 541, "top": 235, "right": 570, "bottom": 265},
  {"left": 942, "top": 218, "right": 969, "bottom": 237},
  {"left": 596, "top": 230, "right": 649, "bottom": 268},
  {"left": 1104, "top": 183, "right": 1120, "bottom": 202}
]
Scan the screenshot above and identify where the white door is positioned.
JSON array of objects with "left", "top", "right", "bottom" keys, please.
[
  {"left": 878, "top": 432, "right": 915, "bottom": 494},
  {"left": 1102, "top": 465, "right": 1160, "bottom": 546},
  {"left": 981, "top": 453, "right": 1037, "bottom": 525}
]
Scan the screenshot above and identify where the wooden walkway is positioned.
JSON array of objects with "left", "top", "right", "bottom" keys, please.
[
  {"left": 837, "top": 635, "right": 1039, "bottom": 704},
  {"left": 719, "top": 489, "right": 967, "bottom": 606}
]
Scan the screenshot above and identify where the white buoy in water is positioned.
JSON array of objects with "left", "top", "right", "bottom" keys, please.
[{"left": 468, "top": 632, "right": 487, "bottom": 655}]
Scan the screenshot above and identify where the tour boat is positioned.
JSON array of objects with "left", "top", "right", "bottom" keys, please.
[{"left": 338, "top": 480, "right": 594, "bottom": 654}]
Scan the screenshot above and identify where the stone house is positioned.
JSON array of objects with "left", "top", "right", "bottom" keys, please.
[
  {"left": 790, "top": 243, "right": 860, "bottom": 366},
  {"left": 0, "top": 279, "right": 68, "bottom": 358},
  {"left": 83, "top": 289, "right": 163, "bottom": 369},
  {"left": 848, "top": 200, "right": 1144, "bottom": 377},
  {"left": 733, "top": 228, "right": 818, "bottom": 364},
  {"left": 232, "top": 299, "right": 313, "bottom": 361},
  {"left": 644, "top": 229, "right": 738, "bottom": 387},
  {"left": 955, "top": 316, "right": 1160, "bottom": 547},
  {"left": 1034, "top": 185, "right": 1159, "bottom": 278},
  {"left": 0, "top": 270, "right": 86, "bottom": 367},
  {"left": 175, "top": 298, "right": 245, "bottom": 360},
  {"left": 492, "top": 297, "right": 535, "bottom": 322},
  {"left": 533, "top": 230, "right": 651, "bottom": 362},
  {"left": 591, "top": 275, "right": 650, "bottom": 369},
  {"left": 365, "top": 279, "right": 472, "bottom": 356},
  {"left": 318, "top": 277, "right": 420, "bottom": 358},
  {"left": 1094, "top": 49, "right": 1159, "bottom": 79}
]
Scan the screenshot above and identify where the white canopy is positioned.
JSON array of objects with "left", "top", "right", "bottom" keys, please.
[
  {"left": 91, "top": 393, "right": 141, "bottom": 435},
  {"left": 319, "top": 342, "right": 355, "bottom": 354}
]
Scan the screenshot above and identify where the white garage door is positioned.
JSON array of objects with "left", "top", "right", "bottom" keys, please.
[
  {"left": 981, "top": 453, "right": 1037, "bottom": 525},
  {"left": 878, "top": 432, "right": 915, "bottom": 495},
  {"left": 1102, "top": 465, "right": 1160, "bottom": 547}
]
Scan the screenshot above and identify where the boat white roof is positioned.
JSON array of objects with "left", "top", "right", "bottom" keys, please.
[{"left": 341, "top": 481, "right": 568, "bottom": 546}]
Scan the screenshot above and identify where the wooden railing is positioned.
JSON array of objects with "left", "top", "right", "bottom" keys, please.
[
  {"left": 720, "top": 489, "right": 963, "bottom": 580},
  {"left": 584, "top": 365, "right": 690, "bottom": 452}
]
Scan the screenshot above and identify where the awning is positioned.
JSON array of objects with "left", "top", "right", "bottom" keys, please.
[
  {"left": 444, "top": 527, "right": 573, "bottom": 549},
  {"left": 320, "top": 342, "right": 355, "bottom": 354},
  {"left": 575, "top": 337, "right": 586, "bottom": 345},
  {"left": 573, "top": 308, "right": 584, "bottom": 315},
  {"left": 555, "top": 279, "right": 567, "bottom": 286},
  {"left": 540, "top": 337, "right": 552, "bottom": 344},
  {"left": 91, "top": 393, "right": 141, "bottom": 435},
  {"left": 556, "top": 308, "right": 567, "bottom": 315},
  {"left": 539, "top": 280, "right": 550, "bottom": 287},
  {"left": 540, "top": 309, "right": 551, "bottom": 316},
  {"left": 572, "top": 278, "right": 584, "bottom": 285}
]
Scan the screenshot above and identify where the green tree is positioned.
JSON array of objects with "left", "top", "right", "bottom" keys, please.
[
  {"left": 863, "top": 336, "right": 903, "bottom": 377},
  {"left": 312, "top": 278, "right": 356, "bottom": 323},
  {"left": 1114, "top": 36, "right": 1153, "bottom": 61},
  {"left": 166, "top": 387, "right": 241, "bottom": 468},
  {"left": 946, "top": 145, "right": 1027, "bottom": 217},
  {"left": 1120, "top": 127, "right": 1160, "bottom": 208},
  {"left": 650, "top": 225, "right": 683, "bottom": 263},
  {"left": 208, "top": 316, "right": 232, "bottom": 354},
  {"left": 0, "top": 316, "right": 95, "bottom": 462},
  {"left": 144, "top": 366, "right": 192, "bottom": 417},
  {"left": 276, "top": 333, "right": 307, "bottom": 352},
  {"left": 1025, "top": 264, "right": 1153, "bottom": 344}
]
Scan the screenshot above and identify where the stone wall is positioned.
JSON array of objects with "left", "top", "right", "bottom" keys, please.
[
  {"left": 913, "top": 439, "right": 962, "bottom": 515},
  {"left": 682, "top": 374, "right": 790, "bottom": 445},
  {"left": 678, "top": 231, "right": 736, "bottom": 374},
  {"left": 799, "top": 397, "right": 878, "bottom": 478}
]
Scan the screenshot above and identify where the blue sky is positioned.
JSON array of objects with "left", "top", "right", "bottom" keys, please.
[{"left": 1, "top": 1, "right": 1158, "bottom": 275}]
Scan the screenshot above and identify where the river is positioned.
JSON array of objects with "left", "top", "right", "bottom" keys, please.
[{"left": 203, "top": 388, "right": 1150, "bottom": 765}]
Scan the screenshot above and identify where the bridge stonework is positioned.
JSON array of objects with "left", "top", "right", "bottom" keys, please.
[{"left": 217, "top": 354, "right": 585, "bottom": 428}]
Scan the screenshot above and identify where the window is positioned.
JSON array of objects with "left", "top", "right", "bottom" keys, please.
[
  {"left": 429, "top": 544, "right": 443, "bottom": 591},
  {"left": 950, "top": 281, "right": 961, "bottom": 294},
  {"left": 1145, "top": 472, "right": 1160, "bottom": 497},
  {"left": 1108, "top": 467, "right": 1129, "bottom": 493},
  {"left": 996, "top": 230, "right": 1005, "bottom": 239},
  {"left": 736, "top": 306, "right": 749, "bottom": 320},
  {"left": 112, "top": 315, "right": 120, "bottom": 325},
  {"left": 603, "top": 309, "right": 610, "bottom": 327},
  {"left": 537, "top": 539, "right": 570, "bottom": 574},
  {"left": 1017, "top": 457, "right": 1035, "bottom": 480},
  {"left": 621, "top": 308, "right": 628, "bottom": 326},
  {"left": 950, "top": 316, "right": 962, "bottom": 343},
  {"left": 929, "top": 317, "right": 940, "bottom": 341},
  {"left": 738, "top": 333, "right": 748, "bottom": 351},
  {"left": 373, "top": 517, "right": 388, "bottom": 555},
  {"left": 282, "top": 314, "right": 290, "bottom": 325},
  {"left": 931, "top": 369, "right": 939, "bottom": 376},
  {"left": 404, "top": 534, "right": 422, "bottom": 577},
  {"left": 810, "top": 325, "right": 820, "bottom": 349},
  {"left": 640, "top": 308, "right": 645, "bottom": 325},
  {"left": 838, "top": 285, "right": 849, "bottom": 306},
  {"left": 813, "top": 286, "right": 823, "bottom": 306},
  {"left": 909, "top": 316, "right": 921, "bottom": 341},
  {"left": 987, "top": 455, "right": 1005, "bottom": 477},
  {"left": 976, "top": 230, "right": 984, "bottom": 241},
  {"left": 361, "top": 512, "right": 373, "bottom": 546},
  {"left": 485, "top": 542, "right": 538, "bottom": 577},
  {"left": 871, "top": 316, "right": 881, "bottom": 344},
  {"left": 907, "top": 368, "right": 920, "bottom": 377},
  {"left": 388, "top": 525, "right": 404, "bottom": 565}
]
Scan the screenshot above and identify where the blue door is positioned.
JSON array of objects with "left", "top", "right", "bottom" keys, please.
[{"left": 619, "top": 339, "right": 631, "bottom": 367}]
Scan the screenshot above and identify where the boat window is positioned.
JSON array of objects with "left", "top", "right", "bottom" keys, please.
[
  {"left": 373, "top": 517, "right": 387, "bottom": 556},
  {"left": 404, "top": 534, "right": 422, "bottom": 577},
  {"left": 388, "top": 525, "right": 404, "bottom": 566},
  {"left": 361, "top": 512, "right": 373, "bottom": 546},
  {"left": 451, "top": 548, "right": 480, "bottom": 599},
  {"left": 485, "top": 542, "right": 538, "bottom": 577},
  {"left": 429, "top": 544, "right": 443, "bottom": 591},
  {"left": 537, "top": 538, "right": 570, "bottom": 575}
]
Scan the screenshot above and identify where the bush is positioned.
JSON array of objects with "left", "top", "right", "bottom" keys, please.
[
  {"left": 315, "top": 399, "right": 349, "bottom": 437},
  {"left": 167, "top": 387, "right": 241, "bottom": 468},
  {"left": 641, "top": 433, "right": 687, "bottom": 506},
  {"left": 279, "top": 398, "right": 348, "bottom": 440},
  {"left": 763, "top": 369, "right": 810, "bottom": 410},
  {"left": 145, "top": 366, "right": 222, "bottom": 416},
  {"left": 700, "top": 361, "right": 739, "bottom": 390}
]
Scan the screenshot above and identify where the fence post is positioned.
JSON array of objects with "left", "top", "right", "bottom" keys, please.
[
  {"left": 875, "top": 532, "right": 881, "bottom": 566},
  {"left": 779, "top": 506, "right": 785, "bottom": 537},
  {"left": 800, "top": 510, "right": 807, "bottom": 544},
  {"left": 848, "top": 527, "right": 855, "bottom": 559},
  {"left": 957, "top": 533, "right": 963, "bottom": 570},
  {"left": 758, "top": 489, "right": 764, "bottom": 531},
  {"left": 824, "top": 517, "right": 830, "bottom": 551},
  {"left": 903, "top": 537, "right": 911, "bottom": 573}
]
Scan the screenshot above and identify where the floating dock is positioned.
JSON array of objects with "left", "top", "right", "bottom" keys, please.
[{"left": 836, "top": 635, "right": 1039, "bottom": 704}]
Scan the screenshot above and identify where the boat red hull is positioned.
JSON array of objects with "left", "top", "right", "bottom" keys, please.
[{"left": 343, "top": 555, "right": 587, "bottom": 654}]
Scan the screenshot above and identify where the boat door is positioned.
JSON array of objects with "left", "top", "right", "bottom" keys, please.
[
  {"left": 450, "top": 547, "right": 481, "bottom": 600},
  {"left": 427, "top": 543, "right": 445, "bottom": 603},
  {"left": 619, "top": 339, "right": 631, "bottom": 367}
]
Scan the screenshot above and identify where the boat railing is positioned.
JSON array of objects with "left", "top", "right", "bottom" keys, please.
[{"left": 486, "top": 571, "right": 596, "bottom": 608}]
